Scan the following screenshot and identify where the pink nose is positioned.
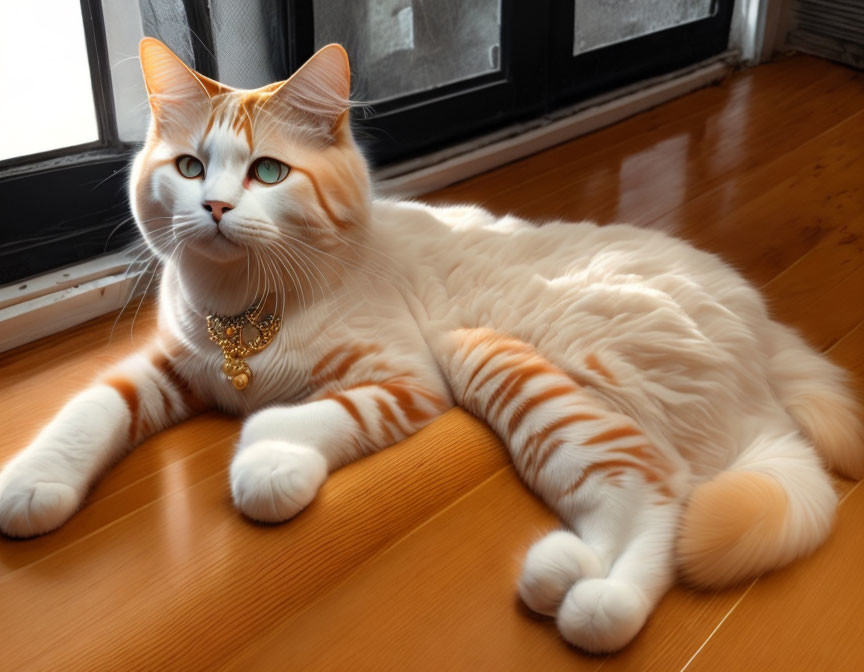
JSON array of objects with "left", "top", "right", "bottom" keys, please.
[{"left": 203, "top": 200, "right": 234, "bottom": 223}]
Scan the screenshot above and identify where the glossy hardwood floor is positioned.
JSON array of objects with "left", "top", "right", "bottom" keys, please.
[{"left": 2, "top": 55, "right": 864, "bottom": 671}]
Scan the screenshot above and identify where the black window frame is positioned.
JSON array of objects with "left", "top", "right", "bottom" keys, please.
[
  {"left": 0, "top": 0, "right": 132, "bottom": 286},
  {"left": 0, "top": 0, "right": 226, "bottom": 287},
  {"left": 290, "top": 0, "right": 735, "bottom": 166},
  {"left": 549, "top": 0, "right": 735, "bottom": 107},
  {"left": 1, "top": 0, "right": 735, "bottom": 287},
  {"left": 287, "top": 0, "right": 551, "bottom": 166}
]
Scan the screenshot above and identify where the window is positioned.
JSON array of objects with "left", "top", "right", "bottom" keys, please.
[
  {"left": 549, "top": 0, "right": 732, "bottom": 106},
  {"left": 0, "top": 1, "right": 100, "bottom": 161},
  {"left": 314, "top": 0, "right": 503, "bottom": 102},
  {"left": 0, "top": 0, "right": 127, "bottom": 286},
  {"left": 573, "top": 1, "right": 718, "bottom": 55},
  {"left": 0, "top": 0, "right": 734, "bottom": 286}
]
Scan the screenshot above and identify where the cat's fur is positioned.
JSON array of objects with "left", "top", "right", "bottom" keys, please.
[{"left": 1, "top": 39, "right": 861, "bottom": 653}]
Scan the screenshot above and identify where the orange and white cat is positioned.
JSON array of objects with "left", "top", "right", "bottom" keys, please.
[{"left": 1, "top": 38, "right": 862, "bottom": 653}]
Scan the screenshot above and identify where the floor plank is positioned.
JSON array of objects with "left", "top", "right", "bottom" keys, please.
[
  {"left": 223, "top": 469, "right": 579, "bottom": 672},
  {"left": 224, "top": 467, "right": 755, "bottom": 672},
  {"left": 0, "top": 411, "right": 507, "bottom": 671},
  {"left": 830, "top": 319, "right": 864, "bottom": 386},
  {"left": 764, "top": 222, "right": 864, "bottom": 351},
  {"left": 685, "top": 481, "right": 864, "bottom": 671},
  {"left": 430, "top": 57, "right": 864, "bottom": 231},
  {"left": 0, "top": 306, "right": 157, "bottom": 464}
]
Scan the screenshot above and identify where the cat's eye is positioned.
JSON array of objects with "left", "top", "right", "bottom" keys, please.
[
  {"left": 176, "top": 155, "right": 204, "bottom": 179},
  {"left": 251, "top": 157, "right": 290, "bottom": 185}
]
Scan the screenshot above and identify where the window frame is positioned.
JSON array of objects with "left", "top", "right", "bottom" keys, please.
[
  {"left": 0, "top": 0, "right": 122, "bottom": 172},
  {"left": 290, "top": 0, "right": 735, "bottom": 166},
  {"left": 0, "top": 0, "right": 228, "bottom": 287},
  {"left": 549, "top": 0, "right": 736, "bottom": 107},
  {"left": 286, "top": 0, "right": 551, "bottom": 166},
  {"left": 0, "top": 0, "right": 135, "bottom": 286}
]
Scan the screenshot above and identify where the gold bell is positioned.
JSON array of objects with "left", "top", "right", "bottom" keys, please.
[{"left": 232, "top": 373, "right": 249, "bottom": 390}]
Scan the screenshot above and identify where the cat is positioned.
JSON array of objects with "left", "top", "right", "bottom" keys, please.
[{"left": 0, "top": 37, "right": 862, "bottom": 653}]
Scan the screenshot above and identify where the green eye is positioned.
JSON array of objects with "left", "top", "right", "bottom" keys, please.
[
  {"left": 176, "top": 155, "right": 204, "bottom": 179},
  {"left": 252, "top": 157, "right": 290, "bottom": 185}
]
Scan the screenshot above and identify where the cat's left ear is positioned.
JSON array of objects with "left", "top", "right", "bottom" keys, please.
[
  {"left": 139, "top": 37, "right": 231, "bottom": 137},
  {"left": 262, "top": 44, "right": 351, "bottom": 137}
]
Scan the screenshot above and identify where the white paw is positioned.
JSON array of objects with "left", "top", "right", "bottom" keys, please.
[
  {"left": 230, "top": 441, "right": 327, "bottom": 523},
  {"left": 0, "top": 472, "right": 81, "bottom": 538},
  {"left": 518, "top": 530, "right": 605, "bottom": 616},
  {"left": 557, "top": 578, "right": 649, "bottom": 653}
]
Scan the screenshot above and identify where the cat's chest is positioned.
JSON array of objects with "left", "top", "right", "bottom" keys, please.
[
  {"left": 192, "top": 336, "right": 311, "bottom": 414},
  {"left": 171, "top": 310, "right": 327, "bottom": 416},
  {"left": 165, "top": 273, "right": 433, "bottom": 417}
]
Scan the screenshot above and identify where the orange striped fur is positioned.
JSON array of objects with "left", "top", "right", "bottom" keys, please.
[
  {"left": 448, "top": 328, "right": 675, "bottom": 502},
  {"left": 307, "top": 341, "right": 449, "bottom": 455},
  {"left": 584, "top": 353, "right": 617, "bottom": 384},
  {"left": 99, "top": 346, "right": 203, "bottom": 444},
  {"left": 102, "top": 376, "right": 140, "bottom": 442}
]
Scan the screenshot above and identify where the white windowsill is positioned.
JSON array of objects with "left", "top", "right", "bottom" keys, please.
[{"left": 0, "top": 52, "right": 735, "bottom": 354}]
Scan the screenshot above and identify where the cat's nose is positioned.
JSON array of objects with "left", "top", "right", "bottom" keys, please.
[{"left": 202, "top": 200, "right": 234, "bottom": 224}]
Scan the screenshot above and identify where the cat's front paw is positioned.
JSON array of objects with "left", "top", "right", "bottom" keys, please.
[
  {"left": 0, "top": 466, "right": 82, "bottom": 538},
  {"left": 230, "top": 440, "right": 327, "bottom": 523}
]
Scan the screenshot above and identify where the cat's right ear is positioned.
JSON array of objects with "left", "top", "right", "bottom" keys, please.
[
  {"left": 261, "top": 44, "right": 352, "bottom": 139},
  {"left": 139, "top": 37, "right": 211, "bottom": 124}
]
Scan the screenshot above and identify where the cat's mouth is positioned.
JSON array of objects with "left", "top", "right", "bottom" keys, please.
[
  {"left": 215, "top": 224, "right": 235, "bottom": 243},
  {"left": 188, "top": 225, "right": 246, "bottom": 262}
]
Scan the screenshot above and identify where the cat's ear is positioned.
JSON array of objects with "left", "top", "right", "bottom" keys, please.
[
  {"left": 139, "top": 37, "right": 215, "bottom": 120},
  {"left": 262, "top": 44, "right": 351, "bottom": 137}
]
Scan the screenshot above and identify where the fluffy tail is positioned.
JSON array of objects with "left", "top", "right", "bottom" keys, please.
[
  {"left": 677, "top": 432, "right": 837, "bottom": 589},
  {"left": 769, "top": 325, "right": 864, "bottom": 479}
]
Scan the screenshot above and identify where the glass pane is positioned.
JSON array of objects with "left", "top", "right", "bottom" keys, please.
[
  {"left": 574, "top": 0, "right": 716, "bottom": 56},
  {"left": 314, "top": 0, "right": 501, "bottom": 102},
  {"left": 102, "top": 0, "right": 149, "bottom": 142},
  {"left": 0, "top": 0, "right": 99, "bottom": 161},
  {"left": 211, "top": 0, "right": 283, "bottom": 89}
]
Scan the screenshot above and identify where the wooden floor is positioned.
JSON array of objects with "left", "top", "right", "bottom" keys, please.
[{"left": 2, "top": 55, "right": 864, "bottom": 671}]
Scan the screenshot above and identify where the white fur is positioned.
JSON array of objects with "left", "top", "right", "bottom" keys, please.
[
  {"left": 231, "top": 441, "right": 327, "bottom": 522},
  {"left": 0, "top": 351, "right": 197, "bottom": 536},
  {"left": 0, "top": 385, "right": 129, "bottom": 537},
  {"left": 518, "top": 531, "right": 605, "bottom": 616},
  {"left": 558, "top": 578, "right": 649, "bottom": 653}
]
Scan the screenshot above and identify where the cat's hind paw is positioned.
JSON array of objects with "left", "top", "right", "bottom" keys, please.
[
  {"left": 230, "top": 440, "right": 327, "bottom": 523},
  {"left": 556, "top": 578, "right": 649, "bottom": 653},
  {"left": 0, "top": 474, "right": 81, "bottom": 538},
  {"left": 518, "top": 530, "right": 605, "bottom": 616}
]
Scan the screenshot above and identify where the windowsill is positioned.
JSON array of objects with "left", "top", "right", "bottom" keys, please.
[
  {"left": 0, "top": 51, "right": 735, "bottom": 354},
  {"left": 0, "top": 252, "right": 147, "bottom": 352}
]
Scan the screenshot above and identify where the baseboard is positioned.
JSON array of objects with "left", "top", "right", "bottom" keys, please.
[{"left": 0, "top": 53, "right": 735, "bottom": 355}]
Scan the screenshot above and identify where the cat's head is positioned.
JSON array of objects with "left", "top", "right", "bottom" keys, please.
[{"left": 130, "top": 38, "right": 369, "bottom": 302}]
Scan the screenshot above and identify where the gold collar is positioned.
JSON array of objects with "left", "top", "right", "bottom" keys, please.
[{"left": 206, "top": 302, "right": 281, "bottom": 390}]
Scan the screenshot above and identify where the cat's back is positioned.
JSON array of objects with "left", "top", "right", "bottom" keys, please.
[
  {"left": 372, "top": 199, "right": 757, "bottom": 317},
  {"left": 372, "top": 199, "right": 775, "bottom": 463},
  {"left": 373, "top": 197, "right": 767, "bottom": 366}
]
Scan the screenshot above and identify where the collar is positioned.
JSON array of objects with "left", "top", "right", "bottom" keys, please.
[{"left": 206, "top": 301, "right": 282, "bottom": 390}]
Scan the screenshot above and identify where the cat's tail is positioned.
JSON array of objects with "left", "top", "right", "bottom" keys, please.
[
  {"left": 677, "top": 431, "right": 837, "bottom": 589},
  {"left": 769, "top": 324, "right": 864, "bottom": 479}
]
